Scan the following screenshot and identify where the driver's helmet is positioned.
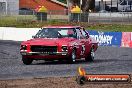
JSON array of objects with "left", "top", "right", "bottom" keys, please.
[
  {"left": 67, "top": 30, "right": 75, "bottom": 37},
  {"left": 67, "top": 30, "right": 74, "bottom": 35}
]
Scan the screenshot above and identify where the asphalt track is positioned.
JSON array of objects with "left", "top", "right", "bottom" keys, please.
[{"left": 0, "top": 40, "right": 132, "bottom": 80}]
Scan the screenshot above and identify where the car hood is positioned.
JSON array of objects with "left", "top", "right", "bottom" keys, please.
[{"left": 21, "top": 38, "right": 76, "bottom": 46}]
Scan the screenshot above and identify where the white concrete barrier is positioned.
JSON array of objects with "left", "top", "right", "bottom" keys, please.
[
  {"left": 0, "top": 27, "right": 40, "bottom": 41},
  {"left": 0, "top": 28, "right": 4, "bottom": 40}
]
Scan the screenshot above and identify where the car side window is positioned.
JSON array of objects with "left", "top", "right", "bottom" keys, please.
[
  {"left": 80, "top": 29, "right": 87, "bottom": 39},
  {"left": 81, "top": 28, "right": 90, "bottom": 39},
  {"left": 79, "top": 28, "right": 90, "bottom": 39},
  {"left": 76, "top": 28, "right": 84, "bottom": 39},
  {"left": 83, "top": 29, "right": 90, "bottom": 38}
]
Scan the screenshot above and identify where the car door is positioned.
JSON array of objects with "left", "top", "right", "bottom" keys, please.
[
  {"left": 75, "top": 28, "right": 85, "bottom": 58},
  {"left": 79, "top": 28, "right": 92, "bottom": 57},
  {"left": 75, "top": 28, "right": 88, "bottom": 58}
]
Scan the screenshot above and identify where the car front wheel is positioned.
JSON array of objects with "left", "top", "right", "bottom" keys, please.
[
  {"left": 22, "top": 56, "right": 33, "bottom": 65},
  {"left": 68, "top": 49, "right": 76, "bottom": 64}
]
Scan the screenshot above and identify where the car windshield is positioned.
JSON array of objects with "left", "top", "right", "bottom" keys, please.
[{"left": 34, "top": 28, "right": 77, "bottom": 38}]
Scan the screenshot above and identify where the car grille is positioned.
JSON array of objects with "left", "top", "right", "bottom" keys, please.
[{"left": 31, "top": 46, "right": 57, "bottom": 53}]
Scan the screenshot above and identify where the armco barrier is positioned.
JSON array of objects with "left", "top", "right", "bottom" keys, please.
[
  {"left": 88, "top": 30, "right": 132, "bottom": 48},
  {"left": 131, "top": 32, "right": 132, "bottom": 47},
  {"left": 88, "top": 30, "right": 122, "bottom": 47},
  {"left": 0, "top": 27, "right": 40, "bottom": 41},
  {"left": 0, "top": 27, "right": 132, "bottom": 48},
  {"left": 121, "top": 32, "right": 132, "bottom": 48}
]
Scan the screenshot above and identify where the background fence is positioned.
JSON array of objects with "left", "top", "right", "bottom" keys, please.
[{"left": 0, "top": 10, "right": 132, "bottom": 24}]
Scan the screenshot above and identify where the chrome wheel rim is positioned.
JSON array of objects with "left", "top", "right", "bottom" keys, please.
[
  {"left": 72, "top": 51, "right": 76, "bottom": 62},
  {"left": 91, "top": 49, "right": 95, "bottom": 60}
]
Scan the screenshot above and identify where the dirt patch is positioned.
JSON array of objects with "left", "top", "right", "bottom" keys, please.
[{"left": 0, "top": 77, "right": 131, "bottom": 88}]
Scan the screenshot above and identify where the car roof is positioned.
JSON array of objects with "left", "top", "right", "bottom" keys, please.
[{"left": 42, "top": 26, "right": 81, "bottom": 29}]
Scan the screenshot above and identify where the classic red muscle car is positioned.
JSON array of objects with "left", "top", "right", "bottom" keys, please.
[{"left": 20, "top": 26, "right": 98, "bottom": 65}]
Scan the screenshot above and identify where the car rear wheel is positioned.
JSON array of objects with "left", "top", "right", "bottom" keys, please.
[
  {"left": 85, "top": 47, "right": 94, "bottom": 62},
  {"left": 68, "top": 49, "right": 76, "bottom": 64},
  {"left": 22, "top": 56, "right": 33, "bottom": 65}
]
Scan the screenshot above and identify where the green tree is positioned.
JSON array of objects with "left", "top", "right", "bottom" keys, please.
[{"left": 67, "top": 0, "right": 95, "bottom": 12}]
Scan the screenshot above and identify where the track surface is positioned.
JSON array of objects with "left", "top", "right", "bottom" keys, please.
[{"left": 0, "top": 40, "right": 132, "bottom": 79}]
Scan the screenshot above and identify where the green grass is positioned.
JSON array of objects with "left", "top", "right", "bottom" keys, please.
[
  {"left": 0, "top": 15, "right": 132, "bottom": 32},
  {"left": 0, "top": 15, "right": 37, "bottom": 27},
  {"left": 86, "top": 24, "right": 132, "bottom": 32}
]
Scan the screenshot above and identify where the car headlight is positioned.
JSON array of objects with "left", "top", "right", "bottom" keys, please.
[
  {"left": 62, "top": 46, "right": 68, "bottom": 51},
  {"left": 20, "top": 45, "right": 27, "bottom": 50}
]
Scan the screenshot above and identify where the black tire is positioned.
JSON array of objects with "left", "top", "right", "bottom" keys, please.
[
  {"left": 68, "top": 49, "right": 76, "bottom": 64},
  {"left": 76, "top": 76, "right": 86, "bottom": 85},
  {"left": 22, "top": 56, "right": 33, "bottom": 65},
  {"left": 85, "top": 47, "right": 95, "bottom": 62},
  {"left": 58, "top": 59, "right": 64, "bottom": 63}
]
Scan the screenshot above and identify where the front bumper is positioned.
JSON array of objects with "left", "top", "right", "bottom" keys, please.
[{"left": 20, "top": 51, "right": 68, "bottom": 56}]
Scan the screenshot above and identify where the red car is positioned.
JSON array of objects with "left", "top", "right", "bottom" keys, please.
[{"left": 20, "top": 26, "right": 98, "bottom": 65}]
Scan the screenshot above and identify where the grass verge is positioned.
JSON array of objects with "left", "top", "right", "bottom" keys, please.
[{"left": 0, "top": 16, "right": 132, "bottom": 32}]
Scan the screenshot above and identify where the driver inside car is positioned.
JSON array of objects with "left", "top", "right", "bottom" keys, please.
[{"left": 67, "top": 30, "right": 76, "bottom": 38}]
